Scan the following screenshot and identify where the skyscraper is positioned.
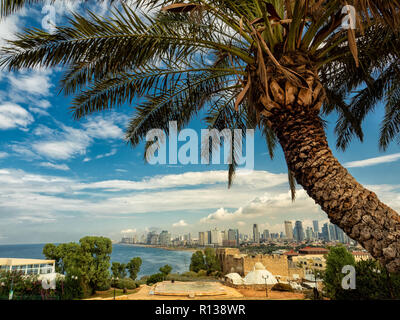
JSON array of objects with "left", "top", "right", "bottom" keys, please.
[
  {"left": 294, "top": 221, "right": 305, "bottom": 242},
  {"left": 159, "top": 230, "right": 171, "bottom": 246},
  {"left": 329, "top": 224, "right": 336, "bottom": 241},
  {"left": 199, "top": 231, "right": 209, "bottom": 246},
  {"left": 313, "top": 220, "right": 319, "bottom": 234},
  {"left": 228, "top": 229, "right": 239, "bottom": 247},
  {"left": 253, "top": 224, "right": 260, "bottom": 244},
  {"left": 322, "top": 223, "right": 330, "bottom": 241},
  {"left": 284, "top": 221, "right": 294, "bottom": 240},
  {"left": 334, "top": 224, "right": 345, "bottom": 243},
  {"left": 263, "top": 229, "right": 270, "bottom": 241},
  {"left": 211, "top": 228, "right": 222, "bottom": 246},
  {"left": 306, "top": 227, "right": 313, "bottom": 240}
]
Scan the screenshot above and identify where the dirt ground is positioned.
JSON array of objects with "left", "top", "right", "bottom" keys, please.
[
  {"left": 236, "top": 288, "right": 305, "bottom": 300},
  {"left": 87, "top": 283, "right": 305, "bottom": 300}
]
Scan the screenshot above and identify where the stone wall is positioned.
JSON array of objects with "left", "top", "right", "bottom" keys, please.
[{"left": 216, "top": 248, "right": 304, "bottom": 280}]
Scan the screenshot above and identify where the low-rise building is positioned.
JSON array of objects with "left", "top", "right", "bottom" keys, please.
[{"left": 0, "top": 258, "right": 57, "bottom": 282}]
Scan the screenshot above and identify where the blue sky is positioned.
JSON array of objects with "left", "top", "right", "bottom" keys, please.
[{"left": 0, "top": 1, "right": 400, "bottom": 244}]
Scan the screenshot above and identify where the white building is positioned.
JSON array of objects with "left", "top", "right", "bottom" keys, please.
[{"left": 0, "top": 258, "right": 57, "bottom": 282}]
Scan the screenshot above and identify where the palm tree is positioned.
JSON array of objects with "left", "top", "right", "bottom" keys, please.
[{"left": 1, "top": 0, "right": 400, "bottom": 272}]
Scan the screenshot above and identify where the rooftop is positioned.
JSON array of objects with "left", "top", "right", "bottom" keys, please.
[{"left": 0, "top": 258, "right": 55, "bottom": 266}]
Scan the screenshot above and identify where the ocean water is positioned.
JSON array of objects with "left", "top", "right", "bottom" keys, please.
[{"left": 0, "top": 243, "right": 192, "bottom": 278}]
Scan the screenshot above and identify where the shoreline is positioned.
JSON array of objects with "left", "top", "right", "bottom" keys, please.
[{"left": 116, "top": 243, "right": 198, "bottom": 253}]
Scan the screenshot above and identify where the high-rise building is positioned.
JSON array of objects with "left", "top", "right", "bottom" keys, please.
[
  {"left": 334, "top": 225, "right": 345, "bottom": 243},
  {"left": 313, "top": 220, "right": 319, "bottom": 235},
  {"left": 199, "top": 231, "right": 209, "bottom": 246},
  {"left": 207, "top": 231, "right": 212, "bottom": 244},
  {"left": 253, "top": 224, "right": 260, "bottom": 244},
  {"left": 284, "top": 221, "right": 293, "bottom": 240},
  {"left": 159, "top": 230, "right": 171, "bottom": 246},
  {"left": 294, "top": 221, "right": 305, "bottom": 242},
  {"left": 228, "top": 229, "right": 239, "bottom": 247},
  {"left": 262, "top": 229, "right": 270, "bottom": 241},
  {"left": 329, "top": 224, "right": 336, "bottom": 241},
  {"left": 305, "top": 227, "right": 313, "bottom": 241},
  {"left": 211, "top": 228, "right": 223, "bottom": 246},
  {"left": 322, "top": 223, "right": 330, "bottom": 241}
]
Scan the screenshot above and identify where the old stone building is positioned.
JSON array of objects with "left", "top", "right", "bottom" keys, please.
[{"left": 216, "top": 248, "right": 304, "bottom": 281}]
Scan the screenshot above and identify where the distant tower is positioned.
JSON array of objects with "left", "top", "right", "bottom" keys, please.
[
  {"left": 253, "top": 224, "right": 260, "bottom": 244},
  {"left": 313, "top": 220, "right": 319, "bottom": 234},
  {"left": 294, "top": 221, "right": 305, "bottom": 242},
  {"left": 284, "top": 221, "right": 294, "bottom": 240}
]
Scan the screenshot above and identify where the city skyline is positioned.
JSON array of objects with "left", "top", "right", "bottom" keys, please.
[{"left": 118, "top": 218, "right": 351, "bottom": 245}]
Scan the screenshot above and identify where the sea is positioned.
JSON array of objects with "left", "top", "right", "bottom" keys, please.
[{"left": 0, "top": 243, "right": 192, "bottom": 278}]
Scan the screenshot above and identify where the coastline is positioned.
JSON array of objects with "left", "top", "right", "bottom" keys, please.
[{"left": 117, "top": 243, "right": 198, "bottom": 253}]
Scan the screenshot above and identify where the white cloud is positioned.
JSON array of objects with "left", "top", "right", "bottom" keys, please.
[
  {"left": 74, "top": 170, "right": 287, "bottom": 192},
  {"left": 8, "top": 69, "right": 53, "bottom": 97},
  {"left": 172, "top": 220, "right": 188, "bottom": 227},
  {"left": 200, "top": 189, "right": 321, "bottom": 225},
  {"left": 345, "top": 153, "right": 400, "bottom": 168},
  {"left": 121, "top": 228, "right": 137, "bottom": 234},
  {"left": 32, "top": 126, "right": 91, "bottom": 160},
  {"left": 0, "top": 168, "right": 398, "bottom": 234},
  {"left": 96, "top": 149, "right": 117, "bottom": 159},
  {"left": 83, "top": 116, "right": 124, "bottom": 140},
  {"left": 39, "top": 162, "right": 70, "bottom": 171},
  {"left": 0, "top": 152, "right": 8, "bottom": 159},
  {"left": 0, "top": 14, "right": 20, "bottom": 48},
  {"left": 15, "top": 114, "right": 126, "bottom": 161},
  {"left": 0, "top": 103, "right": 33, "bottom": 130}
]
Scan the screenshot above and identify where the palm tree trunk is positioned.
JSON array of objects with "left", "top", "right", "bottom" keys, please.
[{"left": 254, "top": 54, "right": 400, "bottom": 272}]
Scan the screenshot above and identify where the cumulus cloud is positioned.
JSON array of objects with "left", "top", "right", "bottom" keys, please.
[
  {"left": 200, "top": 189, "right": 321, "bottom": 225},
  {"left": 172, "top": 220, "right": 188, "bottom": 227},
  {"left": 345, "top": 153, "right": 400, "bottom": 168},
  {"left": 0, "top": 103, "right": 33, "bottom": 130}
]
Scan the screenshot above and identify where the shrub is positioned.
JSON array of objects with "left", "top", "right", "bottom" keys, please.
[
  {"left": 61, "top": 277, "right": 84, "bottom": 300},
  {"left": 115, "top": 278, "right": 137, "bottom": 290},
  {"left": 96, "top": 279, "right": 111, "bottom": 291},
  {"left": 209, "top": 270, "right": 222, "bottom": 277},
  {"left": 197, "top": 270, "right": 207, "bottom": 277},
  {"left": 146, "top": 273, "right": 165, "bottom": 285},
  {"left": 271, "top": 283, "right": 293, "bottom": 292},
  {"left": 182, "top": 271, "right": 198, "bottom": 278}
]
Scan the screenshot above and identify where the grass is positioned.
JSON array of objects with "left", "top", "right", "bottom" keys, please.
[{"left": 90, "top": 287, "right": 140, "bottom": 299}]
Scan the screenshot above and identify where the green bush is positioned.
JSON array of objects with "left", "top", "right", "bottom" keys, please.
[
  {"left": 146, "top": 273, "right": 165, "bottom": 285},
  {"left": 182, "top": 271, "right": 198, "bottom": 277},
  {"left": 115, "top": 278, "right": 137, "bottom": 290},
  {"left": 96, "top": 279, "right": 111, "bottom": 291},
  {"left": 271, "top": 283, "right": 293, "bottom": 292},
  {"left": 197, "top": 270, "right": 207, "bottom": 277},
  {"left": 60, "top": 277, "right": 84, "bottom": 300},
  {"left": 209, "top": 270, "right": 222, "bottom": 277}
]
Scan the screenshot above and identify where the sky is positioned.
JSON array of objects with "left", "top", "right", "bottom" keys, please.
[{"left": 0, "top": 1, "right": 400, "bottom": 244}]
